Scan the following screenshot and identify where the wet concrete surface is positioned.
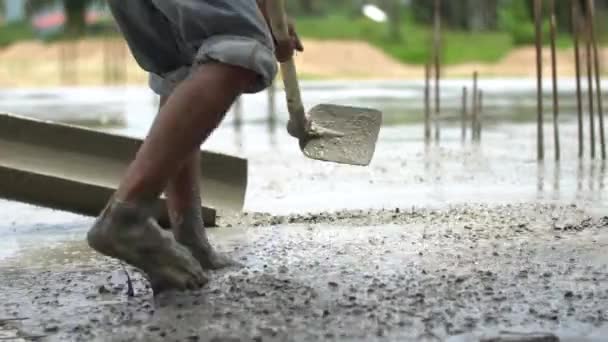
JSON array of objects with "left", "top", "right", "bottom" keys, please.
[
  {"left": 1, "top": 204, "right": 608, "bottom": 341},
  {"left": 1, "top": 83, "right": 608, "bottom": 341}
]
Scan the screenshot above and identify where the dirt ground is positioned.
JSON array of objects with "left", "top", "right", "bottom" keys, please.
[{"left": 0, "top": 38, "right": 606, "bottom": 87}]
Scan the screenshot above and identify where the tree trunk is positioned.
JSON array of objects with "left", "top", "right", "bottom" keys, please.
[
  {"left": 63, "top": 0, "right": 87, "bottom": 37},
  {"left": 464, "top": 0, "right": 499, "bottom": 31},
  {"left": 380, "top": 0, "right": 402, "bottom": 41},
  {"left": 411, "top": 0, "right": 498, "bottom": 31},
  {"left": 389, "top": 0, "right": 402, "bottom": 40}
]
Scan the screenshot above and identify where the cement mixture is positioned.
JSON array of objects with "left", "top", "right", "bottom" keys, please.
[{"left": 1, "top": 204, "right": 608, "bottom": 341}]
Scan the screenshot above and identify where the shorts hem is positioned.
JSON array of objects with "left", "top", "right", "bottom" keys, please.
[{"left": 148, "top": 35, "right": 277, "bottom": 96}]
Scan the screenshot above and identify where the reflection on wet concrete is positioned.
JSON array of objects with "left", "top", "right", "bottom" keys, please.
[
  {"left": 600, "top": 162, "right": 606, "bottom": 190},
  {"left": 537, "top": 160, "right": 607, "bottom": 203},
  {"left": 547, "top": 161, "right": 608, "bottom": 206},
  {"left": 537, "top": 161, "right": 545, "bottom": 193},
  {"left": 553, "top": 162, "right": 561, "bottom": 195},
  {"left": 1, "top": 80, "right": 605, "bottom": 131},
  {"left": 0, "top": 87, "right": 128, "bottom": 126}
]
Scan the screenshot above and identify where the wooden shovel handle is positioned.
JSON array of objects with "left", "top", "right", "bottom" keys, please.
[{"left": 266, "top": 0, "right": 307, "bottom": 129}]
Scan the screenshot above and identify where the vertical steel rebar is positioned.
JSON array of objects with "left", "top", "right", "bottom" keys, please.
[
  {"left": 472, "top": 72, "right": 479, "bottom": 142},
  {"left": 550, "top": 0, "right": 560, "bottom": 161},
  {"left": 433, "top": 0, "right": 441, "bottom": 143},
  {"left": 534, "top": 0, "right": 545, "bottom": 161},
  {"left": 424, "top": 64, "right": 431, "bottom": 143},
  {"left": 587, "top": 0, "right": 606, "bottom": 159},
  {"left": 585, "top": 12, "right": 596, "bottom": 159},
  {"left": 461, "top": 86, "right": 468, "bottom": 142},
  {"left": 573, "top": 0, "right": 584, "bottom": 158},
  {"left": 477, "top": 89, "right": 483, "bottom": 141}
]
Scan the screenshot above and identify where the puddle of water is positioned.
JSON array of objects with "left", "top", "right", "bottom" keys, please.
[{"left": 1, "top": 80, "right": 606, "bottom": 128}]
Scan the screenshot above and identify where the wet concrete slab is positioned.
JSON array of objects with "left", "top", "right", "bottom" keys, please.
[{"left": 1, "top": 204, "right": 608, "bottom": 341}]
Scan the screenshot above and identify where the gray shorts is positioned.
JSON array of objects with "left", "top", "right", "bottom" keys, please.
[{"left": 108, "top": 0, "right": 277, "bottom": 96}]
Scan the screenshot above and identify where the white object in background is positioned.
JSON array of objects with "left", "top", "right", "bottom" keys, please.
[{"left": 362, "top": 4, "right": 387, "bottom": 23}]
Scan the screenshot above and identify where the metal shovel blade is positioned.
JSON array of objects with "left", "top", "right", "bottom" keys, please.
[{"left": 300, "top": 104, "right": 383, "bottom": 166}]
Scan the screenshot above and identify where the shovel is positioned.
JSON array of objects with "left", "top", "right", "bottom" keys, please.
[{"left": 267, "top": 0, "right": 383, "bottom": 166}]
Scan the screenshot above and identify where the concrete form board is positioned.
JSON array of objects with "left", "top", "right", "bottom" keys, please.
[{"left": 0, "top": 112, "right": 249, "bottom": 227}]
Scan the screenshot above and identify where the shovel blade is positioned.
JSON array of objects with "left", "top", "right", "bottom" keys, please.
[{"left": 301, "top": 104, "right": 382, "bottom": 166}]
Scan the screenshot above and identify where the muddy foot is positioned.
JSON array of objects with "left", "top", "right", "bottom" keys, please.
[
  {"left": 175, "top": 228, "right": 240, "bottom": 270},
  {"left": 87, "top": 201, "right": 208, "bottom": 293},
  {"left": 169, "top": 198, "right": 240, "bottom": 270}
]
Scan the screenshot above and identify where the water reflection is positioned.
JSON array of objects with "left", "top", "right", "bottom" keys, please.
[
  {"left": 537, "top": 161, "right": 545, "bottom": 193},
  {"left": 268, "top": 121, "right": 278, "bottom": 148},
  {"left": 1, "top": 81, "right": 604, "bottom": 128},
  {"left": 229, "top": 111, "right": 279, "bottom": 152},
  {"left": 538, "top": 159, "right": 606, "bottom": 203},
  {"left": 577, "top": 159, "right": 584, "bottom": 194},
  {"left": 229, "top": 86, "right": 280, "bottom": 151},
  {"left": 590, "top": 161, "right": 596, "bottom": 193},
  {"left": 553, "top": 162, "right": 561, "bottom": 195},
  {"left": 600, "top": 162, "right": 606, "bottom": 191}
]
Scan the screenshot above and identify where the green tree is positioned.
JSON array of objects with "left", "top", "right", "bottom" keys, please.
[
  {"left": 374, "top": 0, "right": 402, "bottom": 41},
  {"left": 298, "top": 0, "right": 317, "bottom": 14},
  {"left": 410, "top": 0, "right": 499, "bottom": 31},
  {"left": 62, "top": 0, "right": 91, "bottom": 35},
  {"left": 498, "top": 0, "right": 537, "bottom": 45}
]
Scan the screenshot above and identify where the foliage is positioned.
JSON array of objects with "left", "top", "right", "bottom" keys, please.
[
  {"left": 0, "top": 21, "right": 35, "bottom": 47},
  {"left": 295, "top": 14, "right": 514, "bottom": 65},
  {"left": 498, "top": 0, "right": 540, "bottom": 45},
  {"left": 1, "top": 0, "right": 604, "bottom": 64}
]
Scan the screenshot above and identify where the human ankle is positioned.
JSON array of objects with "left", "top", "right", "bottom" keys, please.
[
  {"left": 101, "top": 197, "right": 157, "bottom": 225},
  {"left": 173, "top": 208, "right": 207, "bottom": 240}
]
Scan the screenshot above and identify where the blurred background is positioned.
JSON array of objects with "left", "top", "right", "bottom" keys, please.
[
  {"left": 0, "top": 0, "right": 606, "bottom": 168},
  {"left": 0, "top": 0, "right": 605, "bottom": 88},
  {"left": 0, "top": 0, "right": 606, "bottom": 150}
]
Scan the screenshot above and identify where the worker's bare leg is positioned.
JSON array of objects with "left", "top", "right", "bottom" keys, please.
[
  {"left": 157, "top": 91, "right": 238, "bottom": 270},
  {"left": 165, "top": 149, "right": 237, "bottom": 270},
  {"left": 88, "top": 63, "right": 256, "bottom": 292}
]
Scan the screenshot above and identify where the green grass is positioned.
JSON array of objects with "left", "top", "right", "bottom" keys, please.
[
  {"left": 0, "top": 19, "right": 121, "bottom": 47},
  {"left": 1, "top": 14, "right": 600, "bottom": 67},
  {"left": 0, "top": 22, "right": 36, "bottom": 47},
  {"left": 295, "top": 14, "right": 579, "bottom": 65}
]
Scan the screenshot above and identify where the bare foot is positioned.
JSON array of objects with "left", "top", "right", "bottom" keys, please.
[
  {"left": 172, "top": 210, "right": 240, "bottom": 270},
  {"left": 87, "top": 201, "right": 208, "bottom": 293},
  {"left": 175, "top": 228, "right": 240, "bottom": 270}
]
